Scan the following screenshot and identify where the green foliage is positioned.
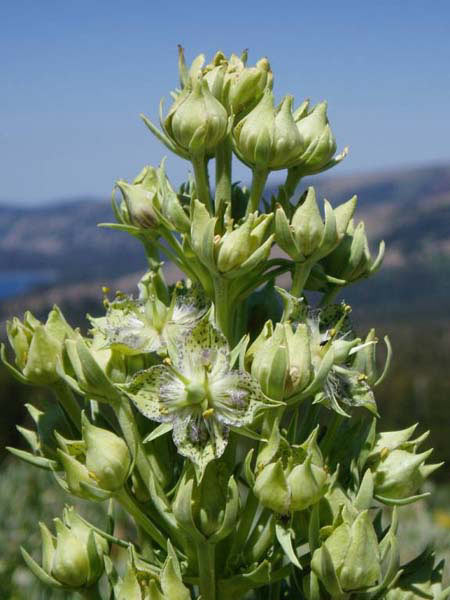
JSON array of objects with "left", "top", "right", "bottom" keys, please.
[{"left": 1, "top": 47, "right": 448, "bottom": 600}]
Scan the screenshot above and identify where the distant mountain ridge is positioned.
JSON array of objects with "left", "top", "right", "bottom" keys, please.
[{"left": 0, "top": 162, "right": 449, "bottom": 321}]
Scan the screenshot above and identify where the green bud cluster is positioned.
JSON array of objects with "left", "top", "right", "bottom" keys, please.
[
  {"left": 22, "top": 506, "right": 108, "bottom": 590},
  {"left": 4, "top": 46, "right": 446, "bottom": 600},
  {"left": 252, "top": 425, "right": 329, "bottom": 514}
]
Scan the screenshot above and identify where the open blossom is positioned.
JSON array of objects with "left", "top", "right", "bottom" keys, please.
[
  {"left": 90, "top": 285, "right": 207, "bottom": 356},
  {"left": 122, "top": 319, "right": 268, "bottom": 475},
  {"left": 306, "top": 304, "right": 378, "bottom": 416}
]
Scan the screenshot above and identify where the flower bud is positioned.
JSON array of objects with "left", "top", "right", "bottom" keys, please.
[
  {"left": 292, "top": 101, "right": 347, "bottom": 176},
  {"left": 284, "top": 323, "right": 312, "bottom": 395},
  {"left": 275, "top": 188, "right": 357, "bottom": 264},
  {"left": 321, "top": 219, "right": 385, "bottom": 284},
  {"left": 227, "top": 57, "right": 272, "bottom": 116},
  {"left": 371, "top": 447, "right": 441, "bottom": 501},
  {"left": 56, "top": 449, "right": 94, "bottom": 499},
  {"left": 216, "top": 212, "right": 274, "bottom": 274},
  {"left": 82, "top": 413, "right": 131, "bottom": 491},
  {"left": 249, "top": 322, "right": 289, "bottom": 400},
  {"left": 254, "top": 460, "right": 291, "bottom": 514},
  {"left": 5, "top": 307, "right": 73, "bottom": 385},
  {"left": 287, "top": 454, "right": 328, "bottom": 511},
  {"left": 311, "top": 510, "right": 382, "bottom": 594},
  {"left": 233, "top": 90, "right": 304, "bottom": 170},
  {"left": 181, "top": 48, "right": 273, "bottom": 117},
  {"left": 116, "top": 165, "right": 160, "bottom": 229},
  {"left": 156, "top": 165, "right": 190, "bottom": 233},
  {"left": 164, "top": 78, "right": 228, "bottom": 156},
  {"left": 24, "top": 507, "right": 107, "bottom": 590}
]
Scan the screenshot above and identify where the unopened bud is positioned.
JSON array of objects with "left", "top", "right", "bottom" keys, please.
[{"left": 82, "top": 413, "right": 131, "bottom": 491}]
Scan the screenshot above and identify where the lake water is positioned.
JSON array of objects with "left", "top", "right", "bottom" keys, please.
[{"left": 0, "top": 270, "right": 57, "bottom": 300}]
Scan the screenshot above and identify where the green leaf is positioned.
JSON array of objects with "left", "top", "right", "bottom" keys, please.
[
  {"left": 160, "top": 540, "right": 191, "bottom": 599},
  {"left": 275, "top": 519, "right": 302, "bottom": 569},
  {"left": 209, "top": 476, "right": 240, "bottom": 542},
  {"left": 217, "top": 561, "right": 271, "bottom": 597},
  {"left": 143, "top": 422, "right": 174, "bottom": 444},
  {"left": 6, "top": 447, "right": 59, "bottom": 471},
  {"left": 21, "top": 547, "right": 64, "bottom": 589}
]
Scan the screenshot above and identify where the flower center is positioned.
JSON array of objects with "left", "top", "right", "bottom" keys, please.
[{"left": 185, "top": 381, "right": 207, "bottom": 406}]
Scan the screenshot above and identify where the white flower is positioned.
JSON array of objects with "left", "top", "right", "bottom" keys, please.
[
  {"left": 90, "top": 284, "right": 206, "bottom": 356},
  {"left": 122, "top": 319, "right": 268, "bottom": 476}
]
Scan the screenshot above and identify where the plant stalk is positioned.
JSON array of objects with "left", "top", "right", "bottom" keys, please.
[
  {"left": 192, "top": 153, "right": 213, "bottom": 214},
  {"left": 290, "top": 262, "right": 312, "bottom": 297},
  {"left": 196, "top": 542, "right": 216, "bottom": 600},
  {"left": 52, "top": 381, "right": 81, "bottom": 430},
  {"left": 79, "top": 585, "right": 103, "bottom": 600},
  {"left": 283, "top": 167, "right": 302, "bottom": 201},
  {"left": 215, "top": 137, "right": 232, "bottom": 216},
  {"left": 246, "top": 167, "right": 269, "bottom": 216},
  {"left": 320, "top": 285, "right": 340, "bottom": 307},
  {"left": 116, "top": 488, "right": 167, "bottom": 550},
  {"left": 214, "top": 277, "right": 233, "bottom": 343}
]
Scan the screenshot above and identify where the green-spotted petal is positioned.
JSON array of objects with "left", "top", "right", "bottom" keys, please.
[
  {"left": 123, "top": 365, "right": 174, "bottom": 421},
  {"left": 172, "top": 412, "right": 229, "bottom": 476}
]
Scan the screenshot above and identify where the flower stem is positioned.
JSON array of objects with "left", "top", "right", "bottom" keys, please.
[
  {"left": 78, "top": 585, "right": 103, "bottom": 600},
  {"left": 113, "top": 397, "right": 154, "bottom": 485},
  {"left": 229, "top": 490, "right": 259, "bottom": 559},
  {"left": 52, "top": 381, "right": 81, "bottom": 431},
  {"left": 192, "top": 153, "right": 213, "bottom": 214},
  {"left": 320, "top": 286, "right": 340, "bottom": 307},
  {"left": 290, "top": 262, "right": 311, "bottom": 297},
  {"left": 320, "top": 413, "right": 345, "bottom": 457},
  {"left": 142, "top": 238, "right": 169, "bottom": 303},
  {"left": 116, "top": 488, "right": 167, "bottom": 550},
  {"left": 196, "top": 542, "right": 216, "bottom": 600},
  {"left": 282, "top": 167, "right": 302, "bottom": 202},
  {"left": 246, "top": 167, "right": 269, "bottom": 216},
  {"left": 215, "top": 137, "right": 232, "bottom": 216},
  {"left": 214, "top": 277, "right": 233, "bottom": 343}
]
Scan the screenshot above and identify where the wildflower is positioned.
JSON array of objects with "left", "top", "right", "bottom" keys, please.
[
  {"left": 122, "top": 319, "right": 268, "bottom": 476},
  {"left": 305, "top": 303, "right": 378, "bottom": 416},
  {"left": 90, "top": 281, "right": 207, "bottom": 356}
]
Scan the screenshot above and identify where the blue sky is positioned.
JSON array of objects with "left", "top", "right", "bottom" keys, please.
[{"left": 1, "top": 0, "right": 450, "bottom": 204}]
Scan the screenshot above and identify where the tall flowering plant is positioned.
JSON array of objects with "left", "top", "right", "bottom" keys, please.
[{"left": 3, "top": 48, "right": 448, "bottom": 599}]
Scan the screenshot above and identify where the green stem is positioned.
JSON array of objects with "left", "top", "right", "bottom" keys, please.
[
  {"left": 52, "top": 381, "right": 81, "bottom": 430},
  {"left": 283, "top": 167, "right": 302, "bottom": 202},
  {"left": 156, "top": 231, "right": 200, "bottom": 283},
  {"left": 269, "top": 581, "right": 282, "bottom": 600},
  {"left": 112, "top": 397, "right": 188, "bottom": 550},
  {"left": 192, "top": 153, "right": 213, "bottom": 214},
  {"left": 142, "top": 238, "right": 168, "bottom": 304},
  {"left": 246, "top": 167, "right": 269, "bottom": 216},
  {"left": 113, "top": 397, "right": 154, "bottom": 487},
  {"left": 229, "top": 489, "right": 259, "bottom": 559},
  {"left": 78, "top": 585, "right": 103, "bottom": 600},
  {"left": 148, "top": 236, "right": 191, "bottom": 276},
  {"left": 320, "top": 285, "right": 340, "bottom": 307},
  {"left": 320, "top": 413, "right": 345, "bottom": 457},
  {"left": 196, "top": 542, "right": 216, "bottom": 600},
  {"left": 233, "top": 266, "right": 292, "bottom": 302},
  {"left": 297, "top": 402, "right": 322, "bottom": 443},
  {"left": 290, "top": 262, "right": 312, "bottom": 297},
  {"left": 215, "top": 137, "right": 232, "bottom": 216},
  {"left": 116, "top": 488, "right": 167, "bottom": 550},
  {"left": 214, "top": 277, "right": 233, "bottom": 343}
]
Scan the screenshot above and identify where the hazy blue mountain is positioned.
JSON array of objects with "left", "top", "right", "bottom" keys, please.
[{"left": 0, "top": 162, "right": 448, "bottom": 320}]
